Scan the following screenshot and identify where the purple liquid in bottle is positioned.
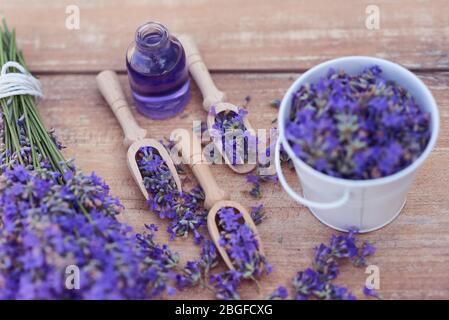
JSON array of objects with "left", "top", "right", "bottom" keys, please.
[{"left": 126, "top": 22, "right": 190, "bottom": 119}]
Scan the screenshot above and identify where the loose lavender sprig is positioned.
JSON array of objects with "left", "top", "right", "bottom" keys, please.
[
  {"left": 291, "top": 229, "right": 376, "bottom": 300},
  {"left": 246, "top": 171, "right": 278, "bottom": 199},
  {"left": 175, "top": 240, "right": 219, "bottom": 290},
  {"left": 136, "top": 224, "right": 182, "bottom": 298},
  {"left": 250, "top": 204, "right": 266, "bottom": 225},
  {"left": 363, "top": 285, "right": 382, "bottom": 299},
  {"left": 267, "top": 286, "right": 289, "bottom": 300},
  {"left": 210, "top": 270, "right": 242, "bottom": 300},
  {"left": 285, "top": 66, "right": 431, "bottom": 180}
]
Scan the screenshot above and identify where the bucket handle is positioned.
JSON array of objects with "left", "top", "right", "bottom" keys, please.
[{"left": 275, "top": 138, "right": 350, "bottom": 210}]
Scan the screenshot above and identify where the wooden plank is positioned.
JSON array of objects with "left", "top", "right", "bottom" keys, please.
[
  {"left": 1, "top": 0, "right": 449, "bottom": 73},
  {"left": 35, "top": 71, "right": 449, "bottom": 299}
]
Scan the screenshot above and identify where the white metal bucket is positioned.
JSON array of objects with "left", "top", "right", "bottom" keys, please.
[{"left": 276, "top": 56, "right": 439, "bottom": 233}]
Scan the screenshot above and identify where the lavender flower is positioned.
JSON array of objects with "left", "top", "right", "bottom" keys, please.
[
  {"left": 136, "top": 224, "right": 181, "bottom": 298},
  {"left": 176, "top": 261, "right": 202, "bottom": 290},
  {"left": 198, "top": 239, "right": 219, "bottom": 276},
  {"left": 250, "top": 204, "right": 266, "bottom": 225},
  {"left": 246, "top": 172, "right": 278, "bottom": 199},
  {"left": 135, "top": 145, "right": 275, "bottom": 300},
  {"left": 217, "top": 207, "right": 271, "bottom": 279},
  {"left": 0, "top": 165, "right": 183, "bottom": 299},
  {"left": 136, "top": 146, "right": 208, "bottom": 243},
  {"left": 293, "top": 266, "right": 357, "bottom": 300},
  {"left": 210, "top": 107, "right": 257, "bottom": 165},
  {"left": 317, "top": 283, "right": 357, "bottom": 300},
  {"left": 285, "top": 66, "right": 431, "bottom": 180},
  {"left": 291, "top": 229, "right": 376, "bottom": 300},
  {"left": 267, "top": 286, "right": 289, "bottom": 300},
  {"left": 243, "top": 95, "right": 251, "bottom": 108},
  {"left": 210, "top": 270, "right": 242, "bottom": 300},
  {"left": 292, "top": 268, "right": 321, "bottom": 300},
  {"left": 0, "top": 161, "right": 213, "bottom": 299},
  {"left": 363, "top": 286, "right": 382, "bottom": 299},
  {"left": 352, "top": 241, "right": 376, "bottom": 267},
  {"left": 270, "top": 99, "right": 281, "bottom": 109}
]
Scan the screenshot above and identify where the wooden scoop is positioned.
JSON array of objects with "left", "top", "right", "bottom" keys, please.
[
  {"left": 178, "top": 35, "right": 257, "bottom": 174},
  {"left": 208, "top": 201, "right": 264, "bottom": 271},
  {"left": 96, "top": 70, "right": 182, "bottom": 199},
  {"left": 174, "top": 130, "right": 263, "bottom": 270}
]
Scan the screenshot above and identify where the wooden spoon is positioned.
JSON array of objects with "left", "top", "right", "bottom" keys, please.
[
  {"left": 208, "top": 200, "right": 264, "bottom": 271},
  {"left": 174, "top": 130, "right": 263, "bottom": 270},
  {"left": 96, "top": 70, "right": 182, "bottom": 199},
  {"left": 178, "top": 35, "right": 257, "bottom": 174}
]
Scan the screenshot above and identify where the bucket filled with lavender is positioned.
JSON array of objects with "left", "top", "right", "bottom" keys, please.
[{"left": 275, "top": 57, "right": 439, "bottom": 232}]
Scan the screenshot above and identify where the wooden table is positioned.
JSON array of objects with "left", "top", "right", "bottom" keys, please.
[{"left": 2, "top": 0, "right": 449, "bottom": 299}]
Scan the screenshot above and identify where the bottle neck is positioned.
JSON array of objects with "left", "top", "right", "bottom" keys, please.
[{"left": 135, "top": 22, "right": 170, "bottom": 53}]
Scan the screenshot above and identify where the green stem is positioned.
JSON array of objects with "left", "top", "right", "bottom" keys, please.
[
  {"left": 22, "top": 98, "right": 38, "bottom": 168},
  {"left": 1, "top": 19, "right": 93, "bottom": 224},
  {"left": 2, "top": 103, "right": 24, "bottom": 164},
  {"left": 25, "top": 98, "right": 65, "bottom": 163}
]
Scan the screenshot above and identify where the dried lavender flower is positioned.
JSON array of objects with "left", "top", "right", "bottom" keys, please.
[
  {"left": 136, "top": 224, "right": 181, "bottom": 298},
  {"left": 136, "top": 146, "right": 208, "bottom": 243},
  {"left": 136, "top": 145, "right": 277, "bottom": 300},
  {"left": 267, "top": 286, "right": 289, "bottom": 300},
  {"left": 210, "top": 107, "right": 257, "bottom": 165},
  {"left": 291, "top": 229, "right": 376, "bottom": 300},
  {"left": 0, "top": 165, "right": 183, "bottom": 299},
  {"left": 199, "top": 239, "right": 219, "bottom": 276},
  {"left": 285, "top": 66, "right": 431, "bottom": 180},
  {"left": 176, "top": 261, "right": 202, "bottom": 290},
  {"left": 246, "top": 171, "right": 278, "bottom": 199},
  {"left": 363, "top": 286, "right": 382, "bottom": 299},
  {"left": 175, "top": 240, "right": 220, "bottom": 291},
  {"left": 250, "top": 204, "right": 266, "bottom": 225},
  {"left": 210, "top": 270, "right": 242, "bottom": 300},
  {"left": 270, "top": 99, "right": 281, "bottom": 109},
  {"left": 243, "top": 95, "right": 251, "bottom": 108},
  {"left": 217, "top": 207, "right": 272, "bottom": 280}
]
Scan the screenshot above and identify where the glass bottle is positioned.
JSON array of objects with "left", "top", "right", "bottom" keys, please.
[{"left": 126, "top": 22, "right": 190, "bottom": 119}]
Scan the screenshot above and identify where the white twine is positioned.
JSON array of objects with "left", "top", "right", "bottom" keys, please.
[{"left": 0, "top": 61, "right": 43, "bottom": 101}]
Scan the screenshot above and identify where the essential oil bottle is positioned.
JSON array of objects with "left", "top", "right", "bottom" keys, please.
[{"left": 126, "top": 22, "right": 190, "bottom": 119}]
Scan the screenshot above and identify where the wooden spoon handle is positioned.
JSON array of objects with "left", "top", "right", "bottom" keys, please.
[
  {"left": 96, "top": 70, "right": 146, "bottom": 146},
  {"left": 191, "top": 162, "right": 230, "bottom": 210},
  {"left": 178, "top": 35, "right": 226, "bottom": 112},
  {"left": 175, "top": 130, "right": 230, "bottom": 209}
]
